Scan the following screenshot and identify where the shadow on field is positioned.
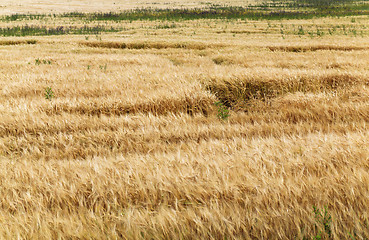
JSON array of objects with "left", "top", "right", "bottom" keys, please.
[
  {"left": 0, "top": 40, "right": 37, "bottom": 45},
  {"left": 44, "top": 94, "right": 214, "bottom": 117},
  {"left": 206, "top": 72, "right": 361, "bottom": 109},
  {"left": 268, "top": 45, "right": 369, "bottom": 52},
  {"left": 80, "top": 41, "right": 225, "bottom": 50}
]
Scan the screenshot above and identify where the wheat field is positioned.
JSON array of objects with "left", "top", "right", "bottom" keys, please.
[
  {"left": 0, "top": 0, "right": 257, "bottom": 14},
  {"left": 1, "top": 1, "right": 369, "bottom": 239}
]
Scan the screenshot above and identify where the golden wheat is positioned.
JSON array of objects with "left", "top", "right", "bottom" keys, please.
[
  {"left": 0, "top": 0, "right": 257, "bottom": 14},
  {"left": 0, "top": 8, "right": 369, "bottom": 239}
]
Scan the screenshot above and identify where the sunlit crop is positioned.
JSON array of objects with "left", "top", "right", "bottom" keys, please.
[{"left": 1, "top": 0, "right": 369, "bottom": 239}]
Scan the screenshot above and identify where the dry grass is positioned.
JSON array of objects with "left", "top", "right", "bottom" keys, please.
[
  {"left": 0, "top": 0, "right": 256, "bottom": 14},
  {"left": 1, "top": 7, "right": 369, "bottom": 239}
]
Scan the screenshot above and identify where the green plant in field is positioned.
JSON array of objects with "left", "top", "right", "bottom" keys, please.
[
  {"left": 44, "top": 87, "right": 54, "bottom": 100},
  {"left": 351, "top": 29, "right": 357, "bottom": 36},
  {"left": 316, "top": 28, "right": 324, "bottom": 37},
  {"left": 298, "top": 25, "right": 305, "bottom": 36},
  {"left": 215, "top": 101, "right": 229, "bottom": 120},
  {"left": 348, "top": 231, "right": 357, "bottom": 240},
  {"left": 308, "top": 31, "right": 315, "bottom": 38},
  {"left": 312, "top": 206, "right": 332, "bottom": 239},
  {"left": 99, "top": 63, "right": 107, "bottom": 71},
  {"left": 301, "top": 206, "right": 333, "bottom": 239},
  {"left": 35, "top": 58, "right": 52, "bottom": 65},
  {"left": 280, "top": 28, "right": 285, "bottom": 39}
]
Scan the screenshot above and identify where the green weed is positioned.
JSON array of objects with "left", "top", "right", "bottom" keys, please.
[
  {"left": 99, "top": 64, "right": 107, "bottom": 71},
  {"left": 215, "top": 101, "right": 230, "bottom": 120},
  {"left": 44, "top": 87, "right": 54, "bottom": 100},
  {"left": 298, "top": 26, "right": 305, "bottom": 36},
  {"left": 35, "top": 59, "right": 51, "bottom": 65},
  {"left": 314, "top": 206, "right": 332, "bottom": 236}
]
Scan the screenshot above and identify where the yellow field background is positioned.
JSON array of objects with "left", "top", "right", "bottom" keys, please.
[
  {"left": 1, "top": 2, "right": 369, "bottom": 239},
  {"left": 0, "top": 0, "right": 255, "bottom": 14}
]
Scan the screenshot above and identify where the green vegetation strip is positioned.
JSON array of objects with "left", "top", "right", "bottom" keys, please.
[
  {"left": 0, "top": 25, "right": 119, "bottom": 37},
  {"left": 1, "top": 2, "right": 369, "bottom": 22}
]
